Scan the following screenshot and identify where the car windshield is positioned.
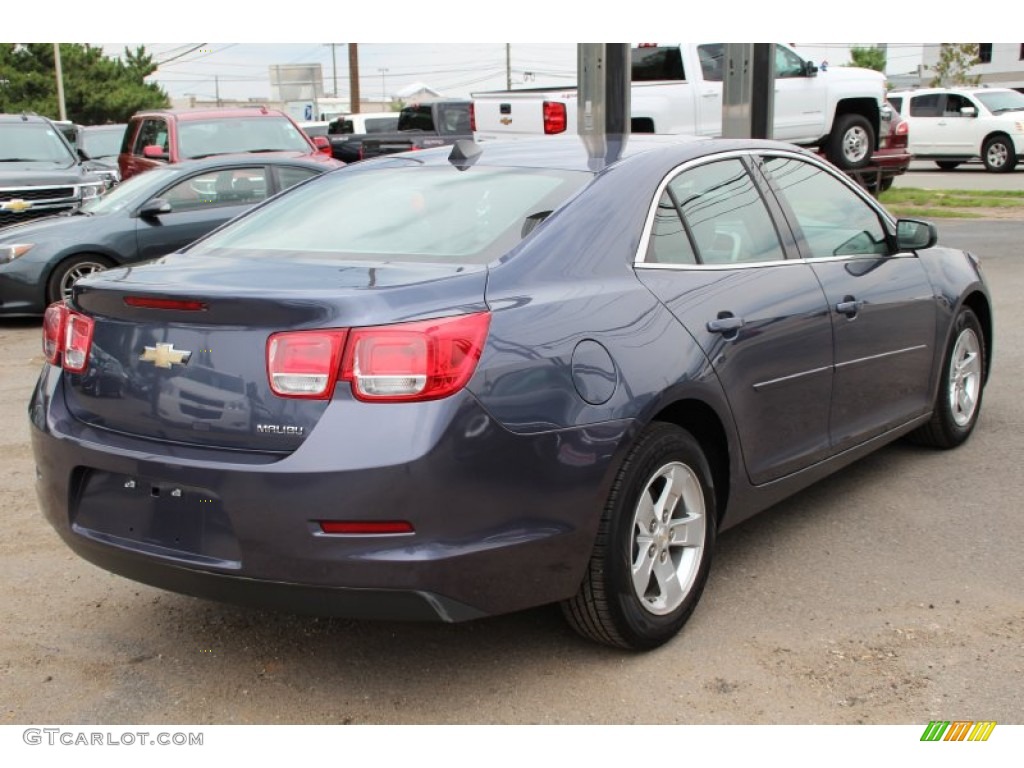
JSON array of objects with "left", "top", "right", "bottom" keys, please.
[
  {"left": 178, "top": 117, "right": 311, "bottom": 159},
  {"left": 189, "top": 163, "right": 591, "bottom": 265},
  {"left": 80, "top": 127, "right": 125, "bottom": 159},
  {"left": 80, "top": 167, "right": 181, "bottom": 215},
  {"left": 975, "top": 90, "right": 1024, "bottom": 114},
  {"left": 0, "top": 123, "right": 76, "bottom": 165}
]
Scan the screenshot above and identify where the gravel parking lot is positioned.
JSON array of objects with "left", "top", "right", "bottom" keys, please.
[{"left": 1, "top": 220, "right": 1022, "bottom": 726}]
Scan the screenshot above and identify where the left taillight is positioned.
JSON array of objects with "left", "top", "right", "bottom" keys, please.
[
  {"left": 42, "top": 302, "right": 94, "bottom": 372},
  {"left": 266, "top": 330, "right": 348, "bottom": 399}
]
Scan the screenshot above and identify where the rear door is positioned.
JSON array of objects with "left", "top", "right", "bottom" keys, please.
[
  {"left": 135, "top": 165, "right": 269, "bottom": 261},
  {"left": 759, "top": 154, "right": 936, "bottom": 451},
  {"left": 635, "top": 154, "right": 834, "bottom": 485}
]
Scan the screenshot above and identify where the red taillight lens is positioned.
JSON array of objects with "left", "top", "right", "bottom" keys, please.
[
  {"left": 42, "top": 302, "right": 68, "bottom": 365},
  {"left": 341, "top": 312, "right": 490, "bottom": 402},
  {"left": 42, "top": 303, "right": 94, "bottom": 372},
  {"left": 319, "top": 520, "right": 414, "bottom": 535},
  {"left": 543, "top": 101, "right": 567, "bottom": 135},
  {"left": 266, "top": 330, "right": 348, "bottom": 399},
  {"left": 469, "top": 102, "right": 476, "bottom": 133},
  {"left": 895, "top": 121, "right": 909, "bottom": 135},
  {"left": 312, "top": 135, "right": 333, "bottom": 156},
  {"left": 63, "top": 312, "right": 95, "bottom": 373}
]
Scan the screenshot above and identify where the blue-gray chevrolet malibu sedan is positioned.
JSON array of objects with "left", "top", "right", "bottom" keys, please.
[{"left": 29, "top": 136, "right": 992, "bottom": 649}]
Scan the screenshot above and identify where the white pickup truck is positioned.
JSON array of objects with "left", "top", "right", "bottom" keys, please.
[{"left": 473, "top": 43, "right": 888, "bottom": 172}]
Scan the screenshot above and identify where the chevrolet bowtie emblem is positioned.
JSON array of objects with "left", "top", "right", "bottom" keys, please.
[
  {"left": 0, "top": 199, "right": 33, "bottom": 213},
  {"left": 140, "top": 343, "right": 192, "bottom": 369},
  {"left": 499, "top": 117, "right": 512, "bottom": 125}
]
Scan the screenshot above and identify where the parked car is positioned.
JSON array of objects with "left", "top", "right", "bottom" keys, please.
[
  {"left": 31, "top": 136, "right": 991, "bottom": 650},
  {"left": 0, "top": 154, "right": 340, "bottom": 314},
  {"left": 887, "top": 87, "right": 1024, "bottom": 172},
  {"left": 0, "top": 113, "right": 106, "bottom": 229},
  {"left": 325, "top": 111, "right": 400, "bottom": 163},
  {"left": 840, "top": 100, "right": 912, "bottom": 194},
  {"left": 118, "top": 106, "right": 334, "bottom": 182},
  {"left": 75, "top": 124, "right": 127, "bottom": 188}
]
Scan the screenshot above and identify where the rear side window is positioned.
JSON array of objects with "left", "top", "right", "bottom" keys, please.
[
  {"left": 632, "top": 46, "right": 686, "bottom": 81},
  {"left": 909, "top": 94, "right": 942, "bottom": 117},
  {"left": 189, "top": 165, "right": 591, "bottom": 265},
  {"left": 674, "top": 159, "right": 786, "bottom": 265},
  {"left": 645, "top": 191, "right": 698, "bottom": 265},
  {"left": 275, "top": 165, "right": 319, "bottom": 191}
]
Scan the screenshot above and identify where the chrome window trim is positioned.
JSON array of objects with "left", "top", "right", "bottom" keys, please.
[{"left": 633, "top": 148, "right": 900, "bottom": 272}]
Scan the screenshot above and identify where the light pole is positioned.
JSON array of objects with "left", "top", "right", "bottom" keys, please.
[
  {"left": 53, "top": 43, "right": 67, "bottom": 121},
  {"left": 378, "top": 67, "right": 389, "bottom": 106}
]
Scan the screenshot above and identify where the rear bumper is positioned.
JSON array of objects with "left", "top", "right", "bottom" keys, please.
[{"left": 30, "top": 365, "right": 630, "bottom": 621}]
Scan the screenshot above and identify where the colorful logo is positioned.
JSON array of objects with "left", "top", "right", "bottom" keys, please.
[{"left": 921, "top": 721, "right": 996, "bottom": 742}]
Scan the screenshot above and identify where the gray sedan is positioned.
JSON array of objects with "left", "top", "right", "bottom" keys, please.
[{"left": 0, "top": 154, "right": 340, "bottom": 316}]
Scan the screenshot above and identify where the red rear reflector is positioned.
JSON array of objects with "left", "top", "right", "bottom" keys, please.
[
  {"left": 341, "top": 312, "right": 490, "bottom": 402},
  {"left": 42, "top": 302, "right": 68, "bottom": 364},
  {"left": 319, "top": 521, "right": 414, "bottom": 535},
  {"left": 63, "top": 312, "right": 95, "bottom": 373},
  {"left": 124, "top": 296, "right": 208, "bottom": 311},
  {"left": 543, "top": 101, "right": 567, "bottom": 135},
  {"left": 267, "top": 330, "right": 348, "bottom": 399}
]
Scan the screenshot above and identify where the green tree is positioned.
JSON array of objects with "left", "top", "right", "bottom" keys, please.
[
  {"left": 0, "top": 44, "right": 169, "bottom": 123},
  {"left": 930, "top": 44, "right": 982, "bottom": 87},
  {"left": 848, "top": 46, "right": 886, "bottom": 73}
]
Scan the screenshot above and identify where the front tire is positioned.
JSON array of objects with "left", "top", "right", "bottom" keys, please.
[
  {"left": 562, "top": 423, "right": 716, "bottom": 650},
  {"left": 982, "top": 135, "right": 1017, "bottom": 173},
  {"left": 827, "top": 113, "right": 875, "bottom": 171},
  {"left": 47, "top": 254, "right": 114, "bottom": 305},
  {"left": 907, "top": 307, "right": 985, "bottom": 449}
]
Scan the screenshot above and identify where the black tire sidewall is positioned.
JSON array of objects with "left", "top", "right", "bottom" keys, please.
[
  {"left": 46, "top": 255, "right": 113, "bottom": 305},
  {"left": 982, "top": 136, "right": 1016, "bottom": 173},
  {"left": 604, "top": 425, "right": 716, "bottom": 650},
  {"left": 934, "top": 308, "right": 985, "bottom": 446},
  {"left": 829, "top": 114, "right": 875, "bottom": 171}
]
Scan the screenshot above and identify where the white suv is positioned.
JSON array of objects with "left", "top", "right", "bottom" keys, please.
[{"left": 887, "top": 87, "right": 1024, "bottom": 173}]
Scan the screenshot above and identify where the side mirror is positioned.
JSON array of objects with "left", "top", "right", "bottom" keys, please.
[
  {"left": 142, "top": 144, "right": 168, "bottom": 160},
  {"left": 137, "top": 198, "right": 172, "bottom": 219},
  {"left": 896, "top": 219, "right": 938, "bottom": 251},
  {"left": 960, "top": 106, "right": 977, "bottom": 118},
  {"left": 804, "top": 60, "right": 819, "bottom": 76}
]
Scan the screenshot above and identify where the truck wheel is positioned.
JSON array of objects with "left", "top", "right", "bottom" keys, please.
[
  {"left": 935, "top": 161, "right": 962, "bottom": 171},
  {"left": 828, "top": 114, "right": 875, "bottom": 171},
  {"left": 982, "top": 135, "right": 1017, "bottom": 173}
]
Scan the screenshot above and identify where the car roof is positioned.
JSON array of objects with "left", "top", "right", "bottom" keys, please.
[
  {"left": 358, "top": 134, "right": 812, "bottom": 174},
  {"left": 0, "top": 113, "right": 59, "bottom": 124},
  {"left": 130, "top": 107, "right": 289, "bottom": 121}
]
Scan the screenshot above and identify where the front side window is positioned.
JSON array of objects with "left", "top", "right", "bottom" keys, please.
[
  {"left": 944, "top": 93, "right": 976, "bottom": 116},
  {"left": 775, "top": 46, "right": 806, "bottom": 78},
  {"left": 133, "top": 119, "right": 168, "bottom": 154},
  {"left": 762, "top": 156, "right": 890, "bottom": 259},
  {"left": 673, "top": 159, "right": 786, "bottom": 265},
  {"left": 697, "top": 44, "right": 724, "bottom": 82},
  {"left": 160, "top": 167, "right": 267, "bottom": 213}
]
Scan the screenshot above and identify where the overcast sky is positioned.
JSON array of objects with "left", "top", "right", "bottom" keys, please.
[{"left": 11, "top": 0, "right": 992, "bottom": 104}]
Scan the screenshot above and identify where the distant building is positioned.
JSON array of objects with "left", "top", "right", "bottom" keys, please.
[
  {"left": 916, "top": 44, "right": 1024, "bottom": 91},
  {"left": 394, "top": 82, "right": 444, "bottom": 103}
]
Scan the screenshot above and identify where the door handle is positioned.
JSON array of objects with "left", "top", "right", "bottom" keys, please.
[
  {"left": 707, "top": 315, "right": 745, "bottom": 333},
  {"left": 836, "top": 298, "right": 864, "bottom": 316}
]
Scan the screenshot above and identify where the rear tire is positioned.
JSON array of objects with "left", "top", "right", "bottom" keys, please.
[
  {"left": 827, "top": 113, "right": 875, "bottom": 171},
  {"left": 906, "top": 307, "right": 985, "bottom": 449},
  {"left": 562, "top": 423, "right": 716, "bottom": 650}
]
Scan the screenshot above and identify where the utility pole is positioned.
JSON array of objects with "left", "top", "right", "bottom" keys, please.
[
  {"left": 348, "top": 43, "right": 360, "bottom": 114},
  {"left": 506, "top": 44, "right": 511, "bottom": 90},
  {"left": 215, "top": 75, "right": 221, "bottom": 107},
  {"left": 379, "top": 67, "right": 389, "bottom": 106},
  {"left": 326, "top": 43, "right": 338, "bottom": 97},
  {"left": 53, "top": 43, "right": 67, "bottom": 121}
]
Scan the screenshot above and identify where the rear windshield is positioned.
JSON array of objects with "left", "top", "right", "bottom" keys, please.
[
  {"left": 178, "top": 117, "right": 310, "bottom": 159},
  {"left": 188, "top": 163, "right": 591, "bottom": 265}
]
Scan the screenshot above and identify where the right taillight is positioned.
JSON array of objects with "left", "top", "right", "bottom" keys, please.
[
  {"left": 543, "top": 101, "right": 567, "bottom": 135},
  {"left": 266, "top": 313, "right": 490, "bottom": 402},
  {"left": 469, "top": 102, "right": 476, "bottom": 133},
  {"left": 342, "top": 312, "right": 490, "bottom": 402}
]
